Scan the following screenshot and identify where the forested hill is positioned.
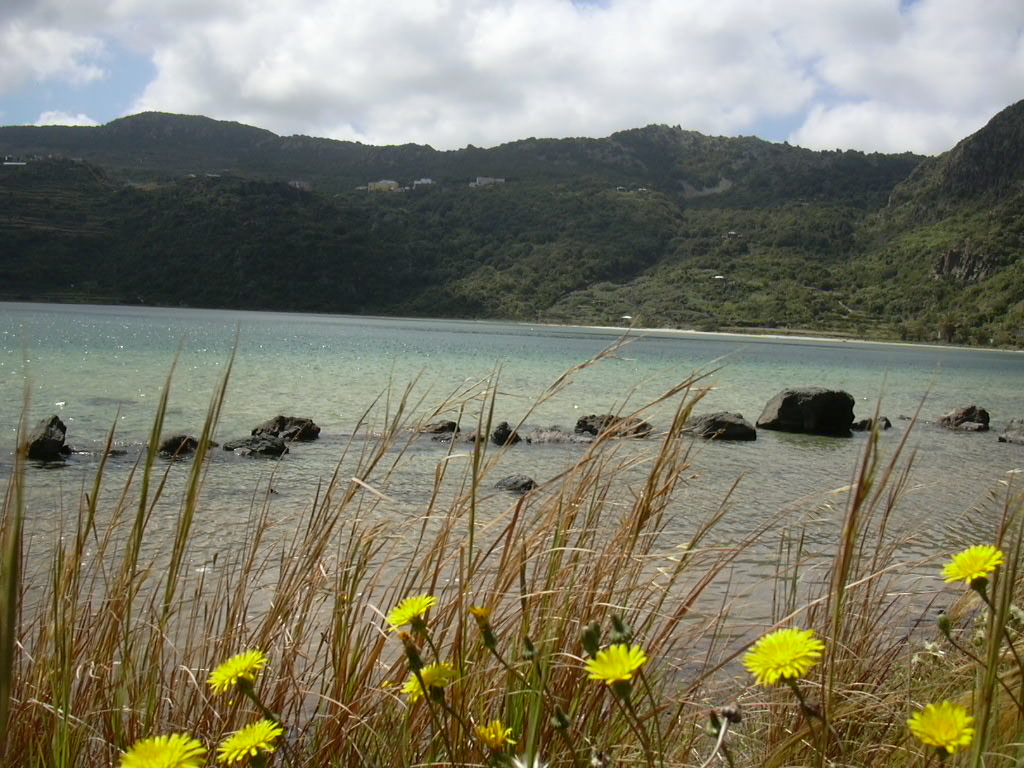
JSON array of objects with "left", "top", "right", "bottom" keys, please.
[{"left": 1, "top": 102, "right": 1022, "bottom": 346}]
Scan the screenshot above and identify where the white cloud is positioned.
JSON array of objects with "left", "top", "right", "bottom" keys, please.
[
  {"left": 0, "top": 22, "right": 106, "bottom": 87},
  {"left": 1, "top": 0, "right": 1022, "bottom": 153},
  {"left": 35, "top": 110, "right": 100, "bottom": 126}
]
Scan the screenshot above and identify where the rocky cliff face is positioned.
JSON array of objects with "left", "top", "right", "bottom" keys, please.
[
  {"left": 933, "top": 242, "right": 999, "bottom": 282},
  {"left": 888, "top": 99, "right": 1024, "bottom": 213}
]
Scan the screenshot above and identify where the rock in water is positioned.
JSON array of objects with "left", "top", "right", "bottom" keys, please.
[
  {"left": 851, "top": 416, "right": 892, "bottom": 432},
  {"left": 252, "top": 415, "right": 320, "bottom": 441},
  {"left": 756, "top": 388, "right": 855, "bottom": 437},
  {"left": 159, "top": 434, "right": 199, "bottom": 457},
  {"left": 495, "top": 474, "right": 537, "bottom": 493},
  {"left": 223, "top": 435, "right": 289, "bottom": 457},
  {"left": 491, "top": 421, "right": 521, "bottom": 446},
  {"left": 25, "top": 415, "right": 69, "bottom": 461},
  {"left": 997, "top": 419, "right": 1024, "bottom": 444},
  {"left": 938, "top": 405, "right": 990, "bottom": 431},
  {"left": 685, "top": 412, "right": 757, "bottom": 440},
  {"left": 574, "top": 414, "right": 652, "bottom": 438}
]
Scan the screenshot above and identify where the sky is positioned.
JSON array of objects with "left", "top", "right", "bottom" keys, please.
[{"left": 1, "top": 0, "right": 1022, "bottom": 155}]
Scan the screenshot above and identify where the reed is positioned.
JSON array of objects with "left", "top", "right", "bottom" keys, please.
[{"left": 2, "top": 349, "right": 1022, "bottom": 768}]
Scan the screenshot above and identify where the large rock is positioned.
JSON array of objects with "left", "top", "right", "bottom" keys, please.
[
  {"left": 756, "top": 388, "right": 856, "bottom": 437},
  {"left": 252, "top": 415, "right": 320, "bottom": 441},
  {"left": 25, "top": 415, "right": 70, "bottom": 461},
  {"left": 574, "top": 414, "right": 653, "bottom": 439},
  {"left": 998, "top": 419, "right": 1024, "bottom": 444},
  {"left": 938, "top": 405, "right": 990, "bottom": 431},
  {"left": 686, "top": 412, "right": 756, "bottom": 441},
  {"left": 223, "top": 435, "right": 289, "bottom": 457}
]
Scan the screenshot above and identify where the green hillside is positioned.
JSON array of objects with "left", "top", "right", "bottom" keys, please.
[{"left": 1, "top": 103, "right": 1022, "bottom": 345}]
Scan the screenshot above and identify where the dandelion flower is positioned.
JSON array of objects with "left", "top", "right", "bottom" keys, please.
[
  {"left": 743, "top": 627, "right": 824, "bottom": 686},
  {"left": 476, "top": 719, "right": 516, "bottom": 750},
  {"left": 119, "top": 733, "right": 206, "bottom": 768},
  {"left": 216, "top": 719, "right": 285, "bottom": 765},
  {"left": 386, "top": 594, "right": 438, "bottom": 631},
  {"left": 585, "top": 643, "right": 648, "bottom": 684},
  {"left": 401, "top": 661, "right": 456, "bottom": 703},
  {"left": 942, "top": 545, "right": 1005, "bottom": 586},
  {"left": 907, "top": 700, "right": 975, "bottom": 755},
  {"left": 207, "top": 650, "right": 269, "bottom": 695}
]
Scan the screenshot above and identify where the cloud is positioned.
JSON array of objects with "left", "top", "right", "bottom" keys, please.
[
  {"left": 127, "top": 0, "right": 816, "bottom": 148},
  {"left": 0, "top": 22, "right": 107, "bottom": 88},
  {"left": 35, "top": 110, "right": 99, "bottom": 126},
  {"left": 1, "top": 0, "right": 1022, "bottom": 154},
  {"left": 783, "top": 0, "right": 1024, "bottom": 152}
]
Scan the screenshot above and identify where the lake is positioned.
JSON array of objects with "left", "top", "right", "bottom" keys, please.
[{"left": 3, "top": 302, "right": 1024, "bottom": 626}]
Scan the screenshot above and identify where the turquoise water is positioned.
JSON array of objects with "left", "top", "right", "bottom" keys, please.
[{"left": 4, "top": 302, "right": 1024, "bottom": 624}]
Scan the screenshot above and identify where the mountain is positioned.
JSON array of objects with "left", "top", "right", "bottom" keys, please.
[{"left": 1, "top": 103, "right": 1022, "bottom": 345}]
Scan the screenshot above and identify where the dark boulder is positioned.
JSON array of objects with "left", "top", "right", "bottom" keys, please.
[
  {"left": 938, "top": 405, "right": 990, "bottom": 431},
  {"left": 223, "top": 435, "right": 289, "bottom": 457},
  {"left": 159, "top": 434, "right": 199, "bottom": 457},
  {"left": 686, "top": 412, "right": 756, "bottom": 441},
  {"left": 851, "top": 416, "right": 892, "bottom": 432},
  {"left": 25, "top": 415, "right": 70, "bottom": 461},
  {"left": 756, "top": 388, "right": 856, "bottom": 437},
  {"left": 252, "top": 415, "right": 320, "bottom": 441},
  {"left": 998, "top": 419, "right": 1024, "bottom": 445},
  {"left": 491, "top": 421, "right": 522, "bottom": 446},
  {"left": 495, "top": 474, "right": 537, "bottom": 493},
  {"left": 574, "top": 414, "right": 652, "bottom": 439}
]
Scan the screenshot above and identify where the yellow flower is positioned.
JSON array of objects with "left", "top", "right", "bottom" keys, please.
[
  {"left": 469, "top": 605, "right": 491, "bottom": 619},
  {"left": 476, "top": 719, "right": 516, "bottom": 750},
  {"left": 386, "top": 594, "right": 438, "bottom": 631},
  {"left": 907, "top": 700, "right": 975, "bottom": 755},
  {"left": 585, "top": 643, "right": 648, "bottom": 684},
  {"left": 207, "top": 650, "right": 269, "bottom": 695},
  {"left": 119, "top": 733, "right": 206, "bottom": 768},
  {"left": 216, "top": 719, "right": 285, "bottom": 765},
  {"left": 743, "top": 627, "right": 824, "bottom": 686},
  {"left": 401, "top": 661, "right": 456, "bottom": 703},
  {"left": 942, "top": 545, "right": 1005, "bottom": 586}
]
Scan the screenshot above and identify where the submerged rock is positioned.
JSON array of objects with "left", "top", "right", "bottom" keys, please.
[
  {"left": 938, "top": 405, "right": 990, "bottom": 431},
  {"left": 495, "top": 474, "right": 537, "bottom": 493},
  {"left": 756, "top": 388, "right": 855, "bottom": 437},
  {"left": 998, "top": 419, "right": 1024, "bottom": 444},
  {"left": 685, "top": 412, "right": 757, "bottom": 441},
  {"left": 159, "top": 434, "right": 199, "bottom": 457},
  {"left": 522, "top": 426, "right": 593, "bottom": 444},
  {"left": 490, "top": 421, "right": 522, "bottom": 446},
  {"left": 159, "top": 434, "right": 219, "bottom": 457},
  {"left": 252, "top": 415, "right": 320, "bottom": 441},
  {"left": 25, "top": 415, "right": 70, "bottom": 461},
  {"left": 851, "top": 416, "right": 892, "bottom": 432},
  {"left": 574, "top": 414, "right": 652, "bottom": 439},
  {"left": 420, "top": 420, "right": 459, "bottom": 434},
  {"left": 223, "top": 435, "right": 289, "bottom": 457}
]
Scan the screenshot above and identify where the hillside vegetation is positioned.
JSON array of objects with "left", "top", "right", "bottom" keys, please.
[{"left": 2, "top": 102, "right": 1022, "bottom": 345}]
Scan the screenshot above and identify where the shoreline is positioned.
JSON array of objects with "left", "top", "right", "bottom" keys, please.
[
  {"left": 2, "top": 298, "right": 1020, "bottom": 354},
  {"left": 533, "top": 320, "right": 1023, "bottom": 354}
]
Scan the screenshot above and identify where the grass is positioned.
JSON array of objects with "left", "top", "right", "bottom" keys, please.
[{"left": 2, "top": 347, "right": 1024, "bottom": 767}]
